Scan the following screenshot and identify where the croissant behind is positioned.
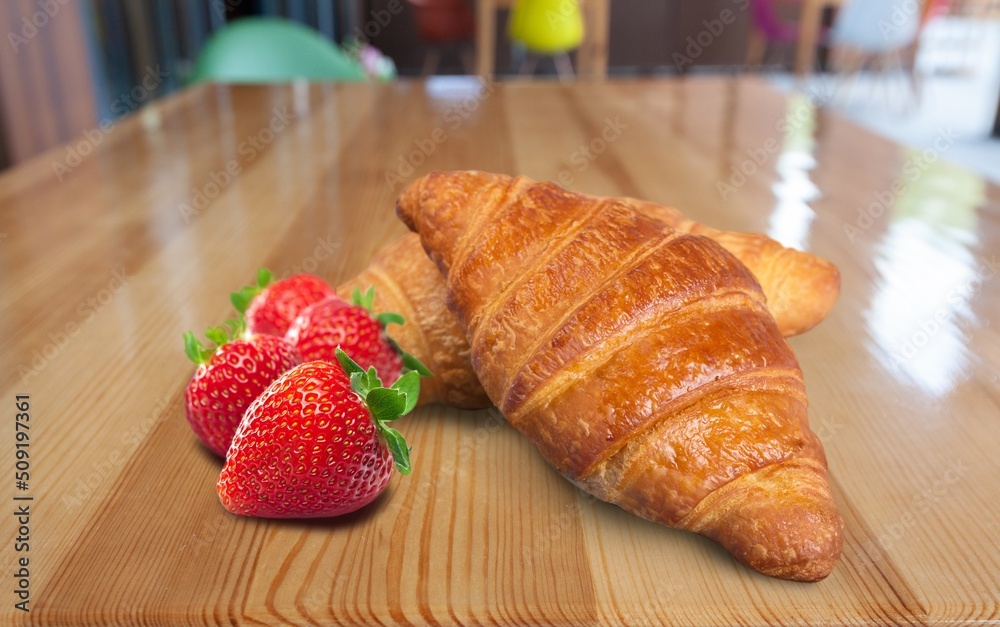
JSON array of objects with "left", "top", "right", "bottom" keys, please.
[
  {"left": 397, "top": 170, "right": 843, "bottom": 581},
  {"left": 336, "top": 234, "right": 491, "bottom": 409},
  {"left": 625, "top": 199, "right": 840, "bottom": 337}
]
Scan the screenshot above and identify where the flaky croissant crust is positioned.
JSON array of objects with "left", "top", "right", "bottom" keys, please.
[{"left": 397, "top": 171, "right": 843, "bottom": 582}]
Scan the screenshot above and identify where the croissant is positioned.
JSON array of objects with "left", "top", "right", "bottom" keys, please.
[
  {"left": 336, "top": 234, "right": 492, "bottom": 409},
  {"left": 620, "top": 199, "right": 840, "bottom": 337},
  {"left": 339, "top": 187, "right": 839, "bottom": 407},
  {"left": 397, "top": 170, "right": 844, "bottom": 581}
]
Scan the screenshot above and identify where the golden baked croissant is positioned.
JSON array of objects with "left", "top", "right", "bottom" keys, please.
[
  {"left": 336, "top": 234, "right": 491, "bottom": 409},
  {"left": 339, "top": 186, "right": 839, "bottom": 407},
  {"left": 621, "top": 199, "right": 840, "bottom": 337},
  {"left": 397, "top": 170, "right": 844, "bottom": 581}
]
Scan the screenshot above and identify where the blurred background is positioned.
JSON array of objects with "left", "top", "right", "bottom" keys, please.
[{"left": 1, "top": 0, "right": 998, "bottom": 179}]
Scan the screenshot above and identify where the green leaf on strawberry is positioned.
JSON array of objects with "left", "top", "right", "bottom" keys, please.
[
  {"left": 183, "top": 332, "right": 215, "bottom": 365},
  {"left": 230, "top": 268, "right": 274, "bottom": 315},
  {"left": 376, "top": 312, "right": 405, "bottom": 327},
  {"left": 380, "top": 425, "right": 411, "bottom": 476},
  {"left": 351, "top": 285, "right": 376, "bottom": 311},
  {"left": 351, "top": 286, "right": 404, "bottom": 328},
  {"left": 366, "top": 387, "right": 407, "bottom": 422},
  {"left": 389, "top": 338, "right": 433, "bottom": 378},
  {"left": 336, "top": 348, "right": 417, "bottom": 475},
  {"left": 204, "top": 325, "right": 228, "bottom": 347},
  {"left": 183, "top": 317, "right": 247, "bottom": 365},
  {"left": 392, "top": 371, "right": 422, "bottom": 415},
  {"left": 347, "top": 285, "right": 433, "bottom": 380}
]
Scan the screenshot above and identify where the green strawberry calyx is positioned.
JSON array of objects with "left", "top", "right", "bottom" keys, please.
[
  {"left": 336, "top": 348, "right": 421, "bottom": 476},
  {"left": 183, "top": 317, "right": 246, "bottom": 365},
  {"left": 230, "top": 268, "right": 274, "bottom": 315},
  {"left": 351, "top": 285, "right": 404, "bottom": 328},
  {"left": 351, "top": 285, "right": 433, "bottom": 378}
]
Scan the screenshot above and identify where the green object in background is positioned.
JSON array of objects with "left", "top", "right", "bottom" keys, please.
[{"left": 190, "top": 17, "right": 367, "bottom": 83}]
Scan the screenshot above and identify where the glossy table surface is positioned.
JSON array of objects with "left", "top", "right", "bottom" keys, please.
[{"left": 1, "top": 77, "right": 998, "bottom": 625}]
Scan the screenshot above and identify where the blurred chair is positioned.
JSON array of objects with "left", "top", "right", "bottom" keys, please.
[
  {"left": 405, "top": 0, "right": 476, "bottom": 75},
  {"left": 746, "top": 0, "right": 802, "bottom": 70},
  {"left": 794, "top": 0, "right": 847, "bottom": 74},
  {"left": 828, "top": 0, "right": 930, "bottom": 98},
  {"left": 190, "top": 17, "right": 366, "bottom": 83},
  {"left": 508, "top": 0, "right": 585, "bottom": 79}
]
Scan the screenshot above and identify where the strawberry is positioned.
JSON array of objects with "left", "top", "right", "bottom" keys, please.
[
  {"left": 183, "top": 320, "right": 303, "bottom": 457},
  {"left": 217, "top": 350, "right": 422, "bottom": 518},
  {"left": 285, "top": 286, "right": 413, "bottom": 384},
  {"left": 231, "top": 268, "right": 335, "bottom": 337}
]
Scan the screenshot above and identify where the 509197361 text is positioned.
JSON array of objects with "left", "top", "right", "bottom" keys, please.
[{"left": 13, "top": 394, "right": 32, "bottom": 613}]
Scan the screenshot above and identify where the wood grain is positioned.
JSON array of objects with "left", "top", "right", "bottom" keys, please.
[{"left": 1, "top": 78, "right": 999, "bottom": 625}]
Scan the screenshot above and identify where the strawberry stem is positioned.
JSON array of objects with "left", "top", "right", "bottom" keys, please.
[
  {"left": 376, "top": 312, "right": 405, "bottom": 327},
  {"left": 230, "top": 268, "right": 274, "bottom": 314},
  {"left": 388, "top": 338, "right": 433, "bottom": 377},
  {"left": 349, "top": 285, "right": 431, "bottom": 377},
  {"left": 184, "top": 331, "right": 214, "bottom": 365},
  {"left": 351, "top": 286, "right": 376, "bottom": 312},
  {"left": 183, "top": 317, "right": 246, "bottom": 365},
  {"left": 335, "top": 348, "right": 427, "bottom": 475},
  {"left": 380, "top": 425, "right": 411, "bottom": 475}
]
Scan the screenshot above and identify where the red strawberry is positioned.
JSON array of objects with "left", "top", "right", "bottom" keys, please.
[
  {"left": 183, "top": 321, "right": 302, "bottom": 457},
  {"left": 231, "top": 269, "right": 335, "bottom": 337},
  {"left": 217, "top": 351, "right": 422, "bottom": 518},
  {"left": 286, "top": 287, "right": 407, "bottom": 384}
]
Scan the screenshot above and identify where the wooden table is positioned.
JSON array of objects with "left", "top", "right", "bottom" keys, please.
[
  {"left": 475, "top": 0, "right": 610, "bottom": 78},
  {"left": 2, "top": 77, "right": 999, "bottom": 625}
]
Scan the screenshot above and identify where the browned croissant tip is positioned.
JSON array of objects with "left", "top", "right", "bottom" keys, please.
[
  {"left": 680, "top": 459, "right": 844, "bottom": 582},
  {"left": 396, "top": 177, "right": 426, "bottom": 232},
  {"left": 775, "top": 256, "right": 842, "bottom": 336}
]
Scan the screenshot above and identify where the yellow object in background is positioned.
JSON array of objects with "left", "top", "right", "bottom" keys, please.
[{"left": 508, "top": 0, "right": 585, "bottom": 54}]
